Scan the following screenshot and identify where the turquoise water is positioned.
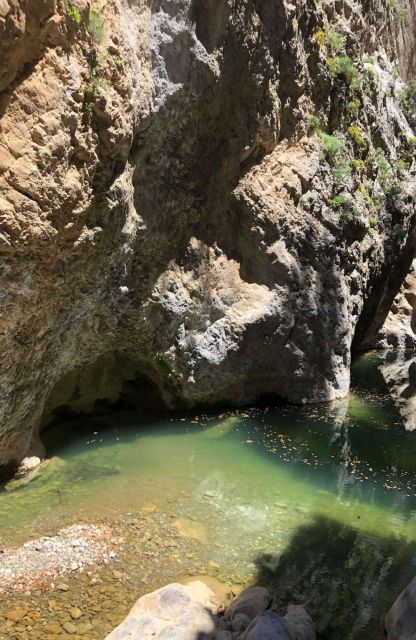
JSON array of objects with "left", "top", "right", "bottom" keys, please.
[{"left": 1, "top": 351, "right": 416, "bottom": 638}]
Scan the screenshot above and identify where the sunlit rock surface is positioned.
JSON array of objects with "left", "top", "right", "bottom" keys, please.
[
  {"left": 0, "top": 0, "right": 415, "bottom": 472},
  {"left": 104, "top": 581, "right": 217, "bottom": 640},
  {"left": 104, "top": 583, "right": 315, "bottom": 640}
]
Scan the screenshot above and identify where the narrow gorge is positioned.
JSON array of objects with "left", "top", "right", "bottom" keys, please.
[{"left": 0, "top": 0, "right": 415, "bottom": 638}]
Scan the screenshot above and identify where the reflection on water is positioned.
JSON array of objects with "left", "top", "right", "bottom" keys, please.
[{"left": 0, "top": 351, "right": 416, "bottom": 639}]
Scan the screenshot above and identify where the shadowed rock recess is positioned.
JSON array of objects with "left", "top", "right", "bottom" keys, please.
[{"left": 0, "top": 0, "right": 415, "bottom": 473}]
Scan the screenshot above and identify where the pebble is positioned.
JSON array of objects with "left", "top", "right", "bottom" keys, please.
[
  {"left": 70, "top": 607, "right": 82, "bottom": 620},
  {"left": 0, "top": 524, "right": 115, "bottom": 596},
  {"left": 6, "top": 608, "right": 27, "bottom": 622},
  {"left": 63, "top": 620, "right": 77, "bottom": 633}
]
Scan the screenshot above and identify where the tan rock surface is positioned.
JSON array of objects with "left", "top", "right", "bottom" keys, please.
[{"left": 0, "top": 0, "right": 415, "bottom": 474}]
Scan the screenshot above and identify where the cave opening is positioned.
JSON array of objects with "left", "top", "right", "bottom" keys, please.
[{"left": 40, "top": 352, "right": 168, "bottom": 435}]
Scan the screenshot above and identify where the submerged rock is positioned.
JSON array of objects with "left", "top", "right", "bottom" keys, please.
[
  {"left": 172, "top": 517, "right": 208, "bottom": 543},
  {"left": 104, "top": 581, "right": 217, "bottom": 640}
]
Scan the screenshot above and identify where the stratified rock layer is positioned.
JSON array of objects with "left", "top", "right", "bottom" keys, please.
[{"left": 0, "top": 0, "right": 415, "bottom": 471}]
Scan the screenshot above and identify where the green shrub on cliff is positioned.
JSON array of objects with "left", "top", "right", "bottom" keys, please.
[
  {"left": 318, "top": 131, "right": 346, "bottom": 159},
  {"left": 400, "top": 80, "right": 416, "bottom": 130},
  {"left": 347, "top": 125, "right": 367, "bottom": 150},
  {"left": 88, "top": 8, "right": 105, "bottom": 43},
  {"left": 67, "top": 5, "right": 81, "bottom": 23},
  {"left": 326, "top": 56, "right": 361, "bottom": 89}
]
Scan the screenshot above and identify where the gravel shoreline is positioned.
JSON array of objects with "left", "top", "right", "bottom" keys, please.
[{"left": 0, "top": 524, "right": 116, "bottom": 595}]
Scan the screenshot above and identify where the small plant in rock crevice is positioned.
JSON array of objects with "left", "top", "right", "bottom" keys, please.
[
  {"left": 392, "top": 224, "right": 406, "bottom": 239},
  {"left": 318, "top": 131, "right": 346, "bottom": 159},
  {"left": 347, "top": 125, "right": 367, "bottom": 151},
  {"left": 347, "top": 99, "right": 361, "bottom": 115},
  {"left": 387, "top": 0, "right": 409, "bottom": 21},
  {"left": 370, "top": 148, "right": 404, "bottom": 198},
  {"left": 329, "top": 195, "right": 347, "bottom": 209},
  {"left": 327, "top": 29, "right": 345, "bottom": 53},
  {"left": 67, "top": 5, "right": 81, "bottom": 23},
  {"left": 400, "top": 80, "right": 416, "bottom": 130},
  {"left": 314, "top": 27, "right": 345, "bottom": 53},
  {"left": 114, "top": 56, "right": 125, "bottom": 72},
  {"left": 350, "top": 158, "right": 365, "bottom": 172},
  {"left": 88, "top": 7, "right": 105, "bottom": 44},
  {"left": 326, "top": 56, "right": 362, "bottom": 90}
]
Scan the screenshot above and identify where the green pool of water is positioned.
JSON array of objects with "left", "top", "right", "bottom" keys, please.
[{"left": 1, "top": 351, "right": 416, "bottom": 638}]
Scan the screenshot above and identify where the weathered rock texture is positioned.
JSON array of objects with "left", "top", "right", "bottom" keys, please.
[
  {"left": 0, "top": 0, "right": 415, "bottom": 472},
  {"left": 378, "top": 259, "right": 416, "bottom": 348},
  {"left": 378, "top": 351, "right": 416, "bottom": 430},
  {"left": 105, "top": 581, "right": 217, "bottom": 640},
  {"left": 104, "top": 583, "right": 315, "bottom": 640},
  {"left": 385, "top": 576, "right": 416, "bottom": 640}
]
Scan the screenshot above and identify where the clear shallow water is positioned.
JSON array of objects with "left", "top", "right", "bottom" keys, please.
[{"left": 1, "top": 351, "right": 416, "bottom": 638}]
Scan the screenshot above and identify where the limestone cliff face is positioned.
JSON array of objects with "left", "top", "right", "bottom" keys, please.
[
  {"left": 0, "top": 0, "right": 415, "bottom": 473},
  {"left": 377, "top": 259, "right": 416, "bottom": 348}
]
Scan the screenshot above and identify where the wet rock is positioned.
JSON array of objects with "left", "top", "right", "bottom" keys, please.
[
  {"left": 240, "top": 610, "right": 293, "bottom": 639},
  {"left": 172, "top": 517, "right": 207, "bottom": 543},
  {"left": 283, "top": 604, "right": 316, "bottom": 640},
  {"left": 63, "top": 620, "right": 77, "bottom": 633},
  {"left": 70, "top": 607, "right": 82, "bottom": 620},
  {"left": 17, "top": 456, "right": 41, "bottom": 475},
  {"left": 104, "top": 581, "right": 216, "bottom": 639},
  {"left": 225, "top": 587, "right": 272, "bottom": 630},
  {"left": 384, "top": 577, "right": 416, "bottom": 640},
  {"left": 5, "top": 608, "right": 27, "bottom": 622}
]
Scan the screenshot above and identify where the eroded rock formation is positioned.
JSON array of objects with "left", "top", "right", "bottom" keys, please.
[
  {"left": 377, "top": 259, "right": 416, "bottom": 348},
  {"left": 0, "top": 0, "right": 415, "bottom": 473},
  {"left": 378, "top": 351, "right": 416, "bottom": 430}
]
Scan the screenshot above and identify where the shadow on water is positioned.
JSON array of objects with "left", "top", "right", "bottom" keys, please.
[{"left": 253, "top": 514, "right": 415, "bottom": 640}]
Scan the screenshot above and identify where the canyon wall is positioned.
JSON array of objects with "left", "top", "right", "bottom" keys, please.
[{"left": 0, "top": 0, "right": 415, "bottom": 474}]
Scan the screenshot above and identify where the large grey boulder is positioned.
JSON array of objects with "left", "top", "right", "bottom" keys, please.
[
  {"left": 385, "top": 577, "right": 416, "bottom": 640},
  {"left": 240, "top": 610, "right": 293, "bottom": 640},
  {"left": 283, "top": 604, "right": 316, "bottom": 640},
  {"left": 105, "top": 581, "right": 217, "bottom": 640},
  {"left": 224, "top": 587, "right": 272, "bottom": 633}
]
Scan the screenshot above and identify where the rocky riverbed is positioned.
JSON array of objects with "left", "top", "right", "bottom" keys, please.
[{"left": 0, "top": 505, "right": 255, "bottom": 640}]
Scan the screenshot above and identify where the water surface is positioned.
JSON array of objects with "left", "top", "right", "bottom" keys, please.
[{"left": 1, "top": 351, "right": 415, "bottom": 639}]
